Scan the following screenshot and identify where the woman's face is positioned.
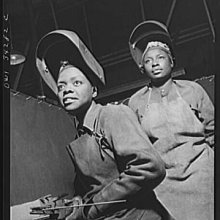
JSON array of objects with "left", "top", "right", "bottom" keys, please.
[
  {"left": 57, "top": 66, "right": 96, "bottom": 114},
  {"left": 142, "top": 48, "right": 173, "bottom": 81}
]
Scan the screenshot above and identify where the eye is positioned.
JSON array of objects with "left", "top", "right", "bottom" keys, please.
[
  {"left": 144, "top": 59, "right": 152, "bottom": 64},
  {"left": 158, "top": 55, "right": 165, "bottom": 59},
  {"left": 73, "top": 80, "right": 82, "bottom": 87},
  {"left": 57, "top": 84, "right": 65, "bottom": 92}
]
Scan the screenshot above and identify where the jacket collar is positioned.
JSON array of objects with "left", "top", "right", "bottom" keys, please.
[
  {"left": 150, "top": 78, "right": 173, "bottom": 97},
  {"left": 75, "top": 101, "right": 102, "bottom": 133}
]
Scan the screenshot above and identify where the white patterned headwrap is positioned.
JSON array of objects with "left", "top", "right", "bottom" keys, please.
[
  {"left": 143, "top": 41, "right": 171, "bottom": 57},
  {"left": 141, "top": 41, "right": 173, "bottom": 66}
]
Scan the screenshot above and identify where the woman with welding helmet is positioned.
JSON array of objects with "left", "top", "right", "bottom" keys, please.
[
  {"left": 33, "top": 30, "right": 175, "bottom": 220},
  {"left": 128, "top": 20, "right": 214, "bottom": 220}
]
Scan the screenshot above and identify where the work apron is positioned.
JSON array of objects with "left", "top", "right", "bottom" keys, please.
[
  {"left": 139, "top": 85, "right": 214, "bottom": 220},
  {"left": 67, "top": 126, "right": 173, "bottom": 220}
]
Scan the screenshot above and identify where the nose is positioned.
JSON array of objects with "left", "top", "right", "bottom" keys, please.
[
  {"left": 152, "top": 59, "right": 159, "bottom": 67},
  {"left": 63, "top": 84, "right": 74, "bottom": 95}
]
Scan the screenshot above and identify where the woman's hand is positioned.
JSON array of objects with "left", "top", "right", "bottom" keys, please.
[{"left": 65, "top": 196, "right": 83, "bottom": 220}]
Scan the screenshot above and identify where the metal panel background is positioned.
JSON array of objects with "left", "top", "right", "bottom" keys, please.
[{"left": 10, "top": 91, "right": 77, "bottom": 205}]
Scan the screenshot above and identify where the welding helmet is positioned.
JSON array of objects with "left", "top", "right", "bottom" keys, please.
[
  {"left": 35, "top": 30, "right": 105, "bottom": 95},
  {"left": 129, "top": 20, "right": 175, "bottom": 70}
]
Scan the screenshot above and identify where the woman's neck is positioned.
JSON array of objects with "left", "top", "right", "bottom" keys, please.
[
  {"left": 73, "top": 101, "right": 94, "bottom": 128},
  {"left": 75, "top": 113, "right": 85, "bottom": 128},
  {"left": 151, "top": 76, "right": 172, "bottom": 89}
]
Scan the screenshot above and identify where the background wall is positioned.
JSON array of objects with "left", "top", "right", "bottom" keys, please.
[{"left": 6, "top": 0, "right": 218, "bottom": 104}]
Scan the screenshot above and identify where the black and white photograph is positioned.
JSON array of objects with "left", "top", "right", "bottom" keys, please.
[{"left": 3, "top": 0, "right": 219, "bottom": 219}]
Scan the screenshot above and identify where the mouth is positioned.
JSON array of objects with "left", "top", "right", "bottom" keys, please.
[
  {"left": 63, "top": 97, "right": 78, "bottom": 105},
  {"left": 152, "top": 69, "right": 162, "bottom": 75}
]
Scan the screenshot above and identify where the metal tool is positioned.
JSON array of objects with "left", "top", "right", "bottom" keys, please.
[
  {"left": 42, "top": 199, "right": 127, "bottom": 211},
  {"left": 30, "top": 193, "right": 126, "bottom": 220}
]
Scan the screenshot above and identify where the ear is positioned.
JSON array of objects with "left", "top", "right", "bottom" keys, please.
[
  {"left": 170, "top": 61, "right": 174, "bottom": 68},
  {"left": 168, "top": 55, "right": 174, "bottom": 68},
  {"left": 139, "top": 64, "right": 145, "bottom": 74},
  {"left": 92, "top": 87, "right": 98, "bottom": 98}
]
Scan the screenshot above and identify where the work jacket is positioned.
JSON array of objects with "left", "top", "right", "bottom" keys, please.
[
  {"left": 128, "top": 80, "right": 214, "bottom": 220},
  {"left": 66, "top": 101, "right": 173, "bottom": 220}
]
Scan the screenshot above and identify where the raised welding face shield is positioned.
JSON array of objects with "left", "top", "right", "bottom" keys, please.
[
  {"left": 129, "top": 20, "right": 175, "bottom": 70},
  {"left": 35, "top": 30, "right": 105, "bottom": 95}
]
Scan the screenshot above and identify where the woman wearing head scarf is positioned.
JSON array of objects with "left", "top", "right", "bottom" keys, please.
[
  {"left": 32, "top": 30, "right": 174, "bottom": 220},
  {"left": 128, "top": 20, "right": 214, "bottom": 220}
]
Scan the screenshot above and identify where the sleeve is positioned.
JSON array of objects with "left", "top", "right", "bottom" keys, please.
[
  {"left": 79, "top": 104, "right": 166, "bottom": 220},
  {"left": 194, "top": 82, "right": 215, "bottom": 148}
]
